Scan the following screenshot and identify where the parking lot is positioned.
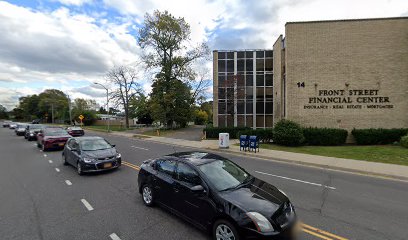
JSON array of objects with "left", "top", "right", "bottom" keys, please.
[{"left": 1, "top": 126, "right": 408, "bottom": 240}]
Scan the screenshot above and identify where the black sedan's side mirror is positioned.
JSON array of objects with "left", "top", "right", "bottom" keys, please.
[
  {"left": 190, "top": 185, "right": 205, "bottom": 193},
  {"left": 111, "top": 144, "right": 116, "bottom": 147}
]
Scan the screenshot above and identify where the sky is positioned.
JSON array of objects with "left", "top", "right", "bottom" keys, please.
[{"left": 0, "top": 0, "right": 407, "bottom": 110}]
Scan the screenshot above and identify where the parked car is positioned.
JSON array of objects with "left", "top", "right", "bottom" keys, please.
[
  {"left": 25, "top": 124, "right": 44, "bottom": 141},
  {"left": 2, "top": 120, "right": 12, "bottom": 128},
  {"left": 138, "top": 152, "right": 298, "bottom": 240},
  {"left": 9, "top": 122, "right": 18, "bottom": 129},
  {"left": 32, "top": 119, "right": 41, "bottom": 124},
  {"left": 62, "top": 136, "right": 121, "bottom": 175},
  {"left": 15, "top": 124, "right": 28, "bottom": 136},
  {"left": 66, "top": 126, "right": 85, "bottom": 137},
  {"left": 37, "top": 127, "right": 71, "bottom": 151}
]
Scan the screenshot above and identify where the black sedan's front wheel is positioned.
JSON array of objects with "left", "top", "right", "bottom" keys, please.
[
  {"left": 142, "top": 185, "right": 154, "bottom": 206},
  {"left": 62, "top": 153, "right": 68, "bottom": 166},
  {"left": 77, "top": 162, "right": 83, "bottom": 175},
  {"left": 213, "top": 219, "right": 240, "bottom": 240}
]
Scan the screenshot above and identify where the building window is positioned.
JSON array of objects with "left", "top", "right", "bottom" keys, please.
[
  {"left": 218, "top": 100, "right": 226, "bottom": 114},
  {"left": 227, "top": 52, "right": 234, "bottom": 59},
  {"left": 265, "top": 101, "right": 273, "bottom": 114},
  {"left": 265, "top": 74, "right": 273, "bottom": 86},
  {"left": 218, "top": 88, "right": 226, "bottom": 99},
  {"left": 265, "top": 51, "right": 273, "bottom": 58},
  {"left": 218, "top": 52, "right": 226, "bottom": 59},
  {"left": 256, "top": 75, "right": 264, "bottom": 86},
  {"left": 237, "top": 60, "right": 245, "bottom": 72},
  {"left": 265, "top": 59, "right": 273, "bottom": 72},
  {"left": 246, "top": 73, "right": 253, "bottom": 86},
  {"left": 256, "top": 115, "right": 264, "bottom": 127},
  {"left": 218, "top": 74, "right": 226, "bottom": 86},
  {"left": 218, "top": 60, "right": 225, "bottom": 72},
  {"left": 246, "top": 101, "right": 253, "bottom": 114},
  {"left": 218, "top": 116, "right": 226, "bottom": 127},
  {"left": 265, "top": 116, "right": 273, "bottom": 127},
  {"left": 256, "top": 51, "right": 264, "bottom": 58},
  {"left": 246, "top": 59, "right": 253, "bottom": 71},
  {"left": 256, "top": 102, "right": 264, "bottom": 114},
  {"left": 256, "top": 59, "right": 264, "bottom": 72},
  {"left": 246, "top": 51, "right": 253, "bottom": 59},
  {"left": 237, "top": 101, "right": 245, "bottom": 114},
  {"left": 237, "top": 115, "right": 245, "bottom": 127},
  {"left": 237, "top": 51, "right": 245, "bottom": 59},
  {"left": 227, "top": 60, "right": 234, "bottom": 72}
]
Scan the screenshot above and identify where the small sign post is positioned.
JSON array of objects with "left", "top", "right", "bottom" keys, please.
[{"left": 78, "top": 115, "right": 84, "bottom": 126}]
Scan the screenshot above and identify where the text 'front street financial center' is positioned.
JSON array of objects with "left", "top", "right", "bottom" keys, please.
[{"left": 213, "top": 17, "right": 408, "bottom": 131}]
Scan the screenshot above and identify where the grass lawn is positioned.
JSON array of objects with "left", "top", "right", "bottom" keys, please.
[
  {"left": 84, "top": 125, "right": 128, "bottom": 132},
  {"left": 258, "top": 144, "right": 408, "bottom": 166}
]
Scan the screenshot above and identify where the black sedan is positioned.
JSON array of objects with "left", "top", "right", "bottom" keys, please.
[
  {"left": 25, "top": 124, "right": 44, "bottom": 141},
  {"left": 138, "top": 152, "right": 298, "bottom": 240},
  {"left": 62, "top": 136, "right": 121, "bottom": 175},
  {"left": 66, "top": 126, "right": 85, "bottom": 137}
]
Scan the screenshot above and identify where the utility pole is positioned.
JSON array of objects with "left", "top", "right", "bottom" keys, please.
[
  {"left": 68, "top": 94, "right": 72, "bottom": 125},
  {"left": 94, "top": 82, "right": 110, "bottom": 132},
  {"left": 51, "top": 103, "right": 54, "bottom": 124}
]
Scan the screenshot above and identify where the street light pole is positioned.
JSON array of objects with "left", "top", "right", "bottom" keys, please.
[{"left": 94, "top": 82, "right": 110, "bottom": 132}]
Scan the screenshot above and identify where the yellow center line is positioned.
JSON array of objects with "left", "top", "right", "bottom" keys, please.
[
  {"left": 122, "top": 161, "right": 140, "bottom": 170},
  {"left": 120, "top": 161, "right": 347, "bottom": 240},
  {"left": 301, "top": 223, "right": 348, "bottom": 240},
  {"left": 302, "top": 228, "right": 333, "bottom": 240}
]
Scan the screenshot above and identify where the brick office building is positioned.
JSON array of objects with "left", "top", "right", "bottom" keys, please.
[{"left": 213, "top": 17, "right": 408, "bottom": 130}]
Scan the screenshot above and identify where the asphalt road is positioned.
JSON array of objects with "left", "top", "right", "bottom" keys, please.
[{"left": 1, "top": 127, "right": 407, "bottom": 240}]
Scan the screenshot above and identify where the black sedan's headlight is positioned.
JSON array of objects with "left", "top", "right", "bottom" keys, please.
[
  {"left": 83, "top": 157, "right": 96, "bottom": 163},
  {"left": 246, "top": 212, "right": 275, "bottom": 233}
]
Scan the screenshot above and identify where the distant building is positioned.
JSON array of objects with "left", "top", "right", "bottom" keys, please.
[{"left": 213, "top": 17, "right": 408, "bottom": 130}]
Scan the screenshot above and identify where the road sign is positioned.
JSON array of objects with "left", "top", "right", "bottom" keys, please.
[{"left": 78, "top": 115, "right": 84, "bottom": 120}]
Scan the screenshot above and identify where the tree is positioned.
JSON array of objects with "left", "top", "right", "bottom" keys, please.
[
  {"left": 138, "top": 10, "right": 209, "bottom": 128},
  {"left": 98, "top": 107, "right": 107, "bottom": 114},
  {"left": 19, "top": 95, "right": 40, "bottom": 120},
  {"left": 71, "top": 98, "right": 98, "bottom": 124},
  {"left": 193, "top": 109, "right": 208, "bottom": 125},
  {"left": 0, "top": 104, "right": 9, "bottom": 119},
  {"left": 38, "top": 89, "right": 69, "bottom": 123},
  {"left": 129, "top": 94, "right": 153, "bottom": 125},
  {"left": 106, "top": 65, "right": 142, "bottom": 128}
]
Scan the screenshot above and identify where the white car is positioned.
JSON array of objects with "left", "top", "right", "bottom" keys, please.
[{"left": 9, "top": 123, "right": 18, "bottom": 129}]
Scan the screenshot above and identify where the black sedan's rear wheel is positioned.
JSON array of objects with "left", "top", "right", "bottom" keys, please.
[
  {"left": 213, "top": 219, "right": 239, "bottom": 240},
  {"left": 62, "top": 154, "right": 68, "bottom": 166},
  {"left": 142, "top": 185, "right": 154, "bottom": 207}
]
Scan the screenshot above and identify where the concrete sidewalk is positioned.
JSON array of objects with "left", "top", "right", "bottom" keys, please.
[{"left": 109, "top": 131, "right": 408, "bottom": 180}]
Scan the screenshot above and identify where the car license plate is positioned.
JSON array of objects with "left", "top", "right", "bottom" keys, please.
[
  {"left": 59, "top": 143, "right": 64, "bottom": 146},
  {"left": 103, "top": 163, "right": 112, "bottom": 168}
]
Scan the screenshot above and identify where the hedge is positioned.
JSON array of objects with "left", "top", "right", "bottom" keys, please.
[
  {"left": 237, "top": 129, "right": 273, "bottom": 143},
  {"left": 203, "top": 127, "right": 250, "bottom": 139},
  {"left": 303, "top": 127, "right": 348, "bottom": 146},
  {"left": 401, "top": 135, "right": 408, "bottom": 148},
  {"left": 352, "top": 128, "right": 408, "bottom": 145},
  {"left": 273, "top": 120, "right": 304, "bottom": 146}
]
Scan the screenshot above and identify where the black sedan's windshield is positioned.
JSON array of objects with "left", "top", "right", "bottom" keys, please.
[
  {"left": 80, "top": 139, "right": 112, "bottom": 151},
  {"left": 198, "top": 159, "right": 251, "bottom": 191}
]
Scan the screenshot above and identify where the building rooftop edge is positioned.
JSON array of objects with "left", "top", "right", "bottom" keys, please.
[{"left": 285, "top": 16, "right": 408, "bottom": 25}]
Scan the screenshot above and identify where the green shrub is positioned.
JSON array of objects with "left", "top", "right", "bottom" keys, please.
[
  {"left": 400, "top": 135, "right": 408, "bottom": 148},
  {"left": 352, "top": 128, "right": 408, "bottom": 145},
  {"left": 237, "top": 129, "right": 273, "bottom": 143},
  {"left": 303, "top": 127, "right": 348, "bottom": 146},
  {"left": 203, "top": 127, "right": 250, "bottom": 139},
  {"left": 273, "top": 120, "right": 304, "bottom": 146}
]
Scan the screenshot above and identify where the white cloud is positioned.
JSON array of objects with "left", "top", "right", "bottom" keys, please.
[{"left": 52, "top": 0, "right": 93, "bottom": 6}]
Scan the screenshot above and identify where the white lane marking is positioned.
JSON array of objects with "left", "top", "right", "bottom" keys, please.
[
  {"left": 81, "top": 199, "right": 94, "bottom": 211},
  {"left": 65, "top": 180, "right": 72, "bottom": 186},
  {"left": 48, "top": 160, "right": 53, "bottom": 163},
  {"left": 255, "top": 171, "right": 336, "bottom": 190},
  {"left": 131, "top": 145, "right": 149, "bottom": 151},
  {"left": 55, "top": 168, "right": 60, "bottom": 172},
  {"left": 43, "top": 154, "right": 47, "bottom": 157},
  {"left": 109, "top": 233, "right": 121, "bottom": 240}
]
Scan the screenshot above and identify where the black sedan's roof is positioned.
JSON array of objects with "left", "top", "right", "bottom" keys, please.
[
  {"left": 74, "top": 136, "right": 103, "bottom": 141},
  {"left": 166, "top": 151, "right": 227, "bottom": 166}
]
